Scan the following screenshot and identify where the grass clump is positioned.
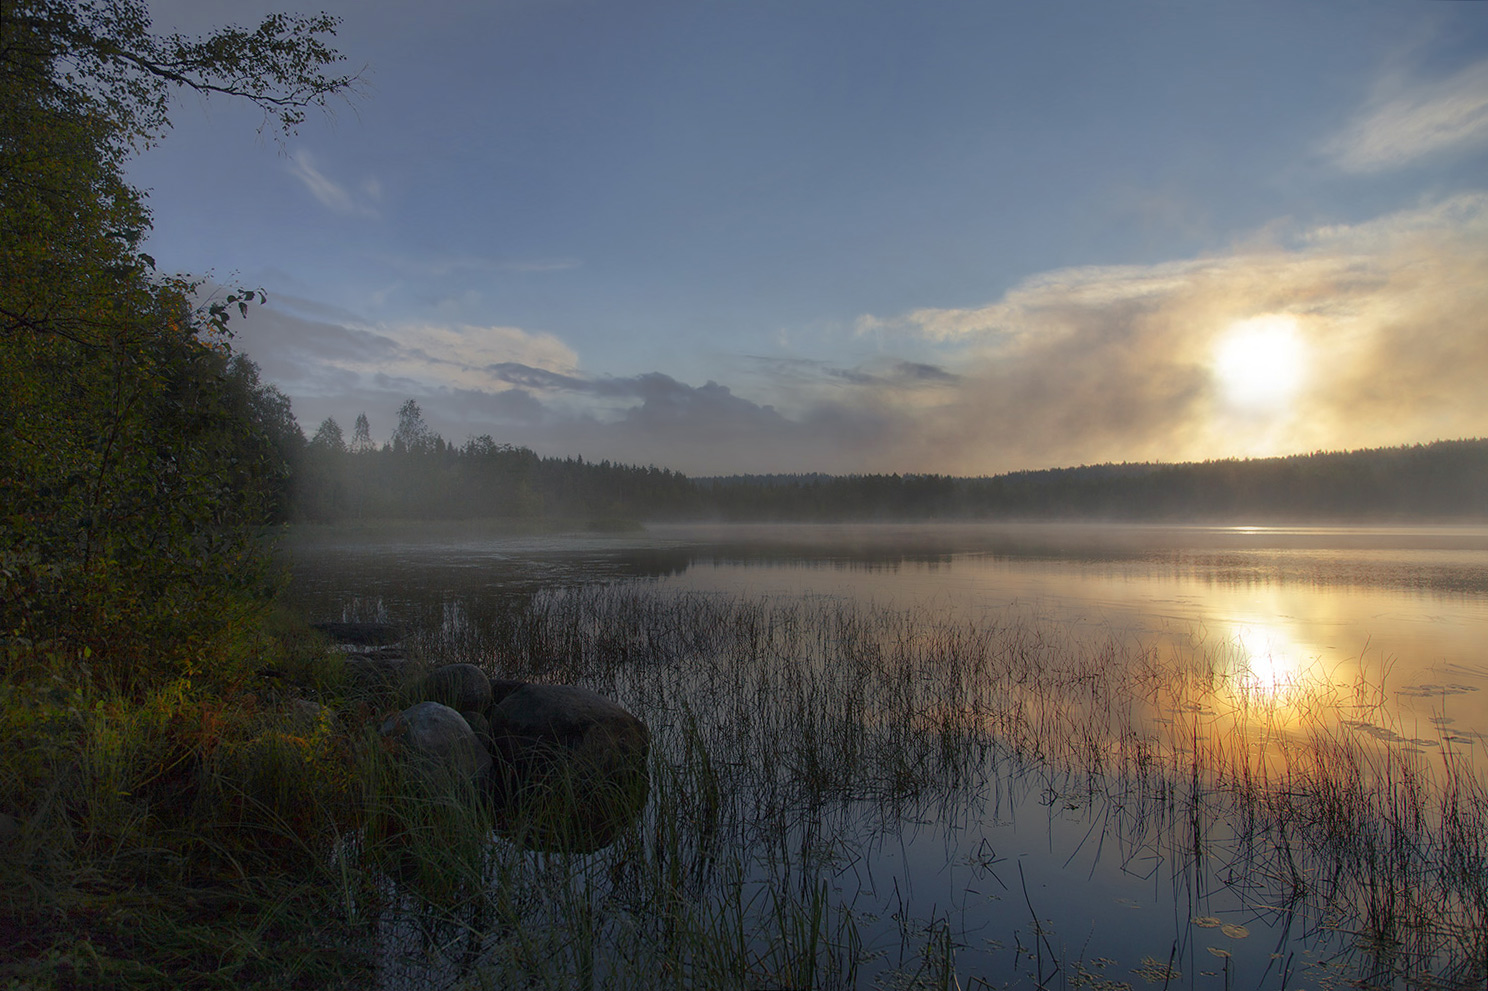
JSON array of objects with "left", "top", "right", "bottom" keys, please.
[
  {"left": 10, "top": 578, "right": 1488, "bottom": 989},
  {"left": 400, "top": 585, "right": 1488, "bottom": 989},
  {"left": 0, "top": 605, "right": 430, "bottom": 990}
]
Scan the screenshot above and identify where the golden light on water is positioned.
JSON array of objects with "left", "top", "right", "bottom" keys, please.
[
  {"left": 1224, "top": 617, "right": 1318, "bottom": 706},
  {"left": 1212, "top": 314, "right": 1308, "bottom": 410}
]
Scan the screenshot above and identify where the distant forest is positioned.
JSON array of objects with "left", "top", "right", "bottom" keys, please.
[{"left": 290, "top": 404, "right": 1488, "bottom": 524}]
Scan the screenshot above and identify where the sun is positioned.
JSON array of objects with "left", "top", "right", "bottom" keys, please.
[{"left": 1212, "top": 315, "right": 1308, "bottom": 410}]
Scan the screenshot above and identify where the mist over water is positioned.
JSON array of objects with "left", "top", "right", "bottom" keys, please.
[
  {"left": 288, "top": 520, "right": 1488, "bottom": 745},
  {"left": 285, "top": 520, "right": 1488, "bottom": 988}
]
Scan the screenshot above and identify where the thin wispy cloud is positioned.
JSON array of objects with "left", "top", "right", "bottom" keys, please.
[
  {"left": 1323, "top": 57, "right": 1488, "bottom": 173},
  {"left": 287, "top": 150, "right": 382, "bottom": 218},
  {"left": 227, "top": 194, "right": 1488, "bottom": 476},
  {"left": 377, "top": 253, "right": 584, "bottom": 278}
]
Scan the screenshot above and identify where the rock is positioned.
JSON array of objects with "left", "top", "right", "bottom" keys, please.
[
  {"left": 344, "top": 651, "right": 418, "bottom": 689},
  {"left": 491, "top": 679, "right": 526, "bottom": 704},
  {"left": 461, "top": 709, "right": 491, "bottom": 747},
  {"left": 418, "top": 663, "right": 493, "bottom": 713},
  {"left": 487, "top": 684, "right": 650, "bottom": 852},
  {"left": 287, "top": 697, "right": 328, "bottom": 732},
  {"left": 379, "top": 701, "right": 492, "bottom": 784},
  {"left": 312, "top": 621, "right": 405, "bottom": 647}
]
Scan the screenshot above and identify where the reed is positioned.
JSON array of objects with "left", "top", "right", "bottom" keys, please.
[
  {"left": 384, "top": 584, "right": 1488, "bottom": 988},
  {"left": 7, "top": 584, "right": 1485, "bottom": 988}
]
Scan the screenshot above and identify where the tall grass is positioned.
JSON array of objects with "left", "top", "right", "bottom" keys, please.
[
  {"left": 8, "top": 585, "right": 1485, "bottom": 988},
  {"left": 383, "top": 585, "right": 1488, "bottom": 989},
  {"left": 0, "top": 610, "right": 373, "bottom": 990}
]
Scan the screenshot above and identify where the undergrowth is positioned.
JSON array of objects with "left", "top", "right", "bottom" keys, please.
[{"left": 5, "top": 585, "right": 1488, "bottom": 989}]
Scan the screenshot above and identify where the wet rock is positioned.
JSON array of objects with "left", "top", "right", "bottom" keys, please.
[
  {"left": 417, "top": 663, "right": 493, "bottom": 713},
  {"left": 487, "top": 684, "right": 650, "bottom": 852},
  {"left": 379, "top": 701, "right": 492, "bottom": 783}
]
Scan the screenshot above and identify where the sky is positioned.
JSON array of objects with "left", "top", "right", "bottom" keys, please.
[{"left": 131, "top": 0, "right": 1488, "bottom": 476}]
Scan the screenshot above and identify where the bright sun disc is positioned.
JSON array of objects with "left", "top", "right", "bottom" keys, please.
[{"left": 1213, "top": 315, "right": 1307, "bottom": 409}]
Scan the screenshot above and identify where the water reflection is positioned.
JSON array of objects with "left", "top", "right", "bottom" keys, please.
[
  {"left": 1227, "top": 616, "right": 1312, "bottom": 696},
  {"left": 284, "top": 521, "right": 1488, "bottom": 746},
  {"left": 285, "top": 522, "right": 1488, "bottom": 989}
]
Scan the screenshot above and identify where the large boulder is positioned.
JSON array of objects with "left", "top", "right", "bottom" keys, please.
[
  {"left": 379, "top": 701, "right": 492, "bottom": 784},
  {"left": 487, "top": 684, "right": 650, "bottom": 852},
  {"left": 417, "top": 663, "right": 493, "bottom": 714},
  {"left": 343, "top": 649, "right": 418, "bottom": 690}
]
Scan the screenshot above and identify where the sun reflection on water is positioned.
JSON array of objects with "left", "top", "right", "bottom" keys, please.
[{"left": 1219, "top": 617, "right": 1328, "bottom": 715}]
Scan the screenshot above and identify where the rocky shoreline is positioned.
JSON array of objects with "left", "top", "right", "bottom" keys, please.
[{"left": 316, "top": 622, "right": 650, "bottom": 852}]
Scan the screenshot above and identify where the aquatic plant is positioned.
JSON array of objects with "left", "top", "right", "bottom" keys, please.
[{"left": 343, "top": 584, "right": 1488, "bottom": 989}]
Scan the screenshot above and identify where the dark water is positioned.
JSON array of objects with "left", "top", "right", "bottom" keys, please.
[{"left": 284, "top": 521, "right": 1488, "bottom": 989}]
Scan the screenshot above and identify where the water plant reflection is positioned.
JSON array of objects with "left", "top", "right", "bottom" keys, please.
[{"left": 334, "top": 585, "right": 1488, "bottom": 989}]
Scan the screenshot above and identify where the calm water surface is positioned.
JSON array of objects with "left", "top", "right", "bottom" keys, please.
[
  {"left": 285, "top": 521, "right": 1488, "bottom": 989},
  {"left": 289, "top": 521, "right": 1488, "bottom": 742}
]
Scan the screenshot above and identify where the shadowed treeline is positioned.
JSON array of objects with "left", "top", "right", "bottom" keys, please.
[
  {"left": 702, "top": 437, "right": 1488, "bottom": 522},
  {"left": 292, "top": 406, "right": 1488, "bottom": 524},
  {"left": 294, "top": 402, "right": 695, "bottom": 522}
]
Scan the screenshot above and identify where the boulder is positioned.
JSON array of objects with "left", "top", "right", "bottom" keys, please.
[
  {"left": 417, "top": 663, "right": 493, "bottom": 713},
  {"left": 344, "top": 650, "right": 418, "bottom": 690},
  {"left": 491, "top": 679, "right": 526, "bottom": 705},
  {"left": 379, "top": 701, "right": 492, "bottom": 784},
  {"left": 486, "top": 684, "right": 650, "bottom": 852},
  {"left": 461, "top": 709, "right": 492, "bottom": 748},
  {"left": 287, "top": 697, "right": 329, "bottom": 732}
]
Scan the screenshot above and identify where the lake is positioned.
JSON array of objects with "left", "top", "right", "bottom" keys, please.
[{"left": 284, "top": 521, "right": 1488, "bottom": 989}]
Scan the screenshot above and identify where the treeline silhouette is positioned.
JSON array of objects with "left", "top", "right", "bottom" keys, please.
[
  {"left": 699, "top": 440, "right": 1488, "bottom": 521},
  {"left": 293, "top": 401, "right": 694, "bottom": 522},
  {"left": 291, "top": 404, "right": 1488, "bottom": 524}
]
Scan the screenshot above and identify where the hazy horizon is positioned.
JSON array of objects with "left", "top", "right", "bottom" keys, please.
[{"left": 134, "top": 1, "right": 1488, "bottom": 476}]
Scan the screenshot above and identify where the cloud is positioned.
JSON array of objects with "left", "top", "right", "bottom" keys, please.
[
  {"left": 1323, "top": 58, "right": 1488, "bottom": 173},
  {"left": 376, "top": 252, "right": 583, "bottom": 278},
  {"left": 230, "top": 194, "right": 1488, "bottom": 476},
  {"left": 735, "top": 355, "right": 959, "bottom": 396},
  {"left": 223, "top": 301, "right": 581, "bottom": 407},
  {"left": 843, "top": 193, "right": 1488, "bottom": 474},
  {"left": 287, "top": 150, "right": 382, "bottom": 217},
  {"left": 397, "top": 323, "right": 579, "bottom": 384}
]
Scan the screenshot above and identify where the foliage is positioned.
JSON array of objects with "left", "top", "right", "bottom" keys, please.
[
  {"left": 0, "top": 5, "right": 376, "bottom": 988},
  {"left": 697, "top": 439, "right": 1488, "bottom": 521},
  {"left": 1, "top": 0, "right": 345, "bottom": 683},
  {"left": 5, "top": 0, "right": 354, "bottom": 146},
  {"left": 0, "top": 620, "right": 376, "bottom": 990},
  {"left": 1, "top": 0, "right": 355, "bottom": 972}
]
